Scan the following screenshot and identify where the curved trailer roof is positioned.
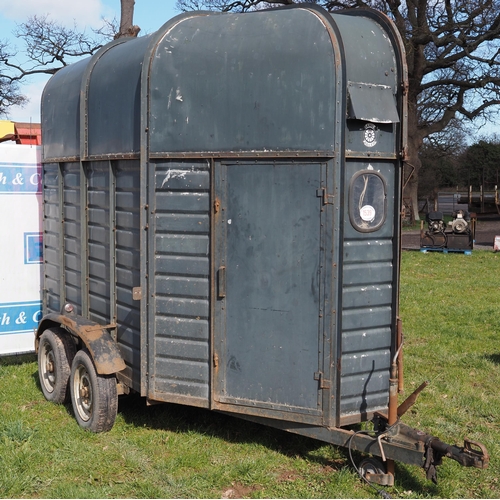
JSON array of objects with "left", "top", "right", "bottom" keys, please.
[{"left": 41, "top": 5, "right": 406, "bottom": 162}]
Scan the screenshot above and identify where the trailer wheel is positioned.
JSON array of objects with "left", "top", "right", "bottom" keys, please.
[
  {"left": 38, "top": 328, "right": 76, "bottom": 404},
  {"left": 70, "top": 350, "right": 118, "bottom": 432}
]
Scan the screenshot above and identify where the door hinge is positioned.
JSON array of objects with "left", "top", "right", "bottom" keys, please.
[
  {"left": 213, "top": 353, "right": 219, "bottom": 367},
  {"left": 316, "top": 187, "right": 334, "bottom": 205},
  {"left": 132, "top": 287, "right": 142, "bottom": 301},
  {"left": 218, "top": 266, "right": 226, "bottom": 298},
  {"left": 314, "top": 371, "right": 330, "bottom": 389}
]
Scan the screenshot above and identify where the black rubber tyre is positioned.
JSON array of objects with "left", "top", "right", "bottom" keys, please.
[
  {"left": 38, "top": 328, "right": 76, "bottom": 404},
  {"left": 70, "top": 350, "right": 118, "bottom": 432}
]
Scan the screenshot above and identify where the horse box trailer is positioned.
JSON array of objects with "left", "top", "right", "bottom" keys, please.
[{"left": 36, "top": 4, "right": 488, "bottom": 486}]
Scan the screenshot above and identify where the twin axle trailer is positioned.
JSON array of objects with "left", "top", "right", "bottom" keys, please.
[{"left": 35, "top": 4, "right": 488, "bottom": 487}]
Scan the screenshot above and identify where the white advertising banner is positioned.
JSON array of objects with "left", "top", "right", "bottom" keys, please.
[{"left": 0, "top": 144, "right": 42, "bottom": 355}]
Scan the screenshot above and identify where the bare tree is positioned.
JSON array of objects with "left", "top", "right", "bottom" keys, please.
[
  {"left": 177, "top": 0, "right": 500, "bottom": 220},
  {"left": 418, "top": 118, "right": 469, "bottom": 200},
  {"left": 0, "top": 41, "right": 28, "bottom": 115},
  {"left": 0, "top": 0, "right": 139, "bottom": 117},
  {"left": 115, "top": 0, "right": 141, "bottom": 38},
  {"left": 176, "top": 0, "right": 295, "bottom": 11}
]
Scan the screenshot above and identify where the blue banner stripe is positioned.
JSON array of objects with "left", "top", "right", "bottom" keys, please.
[
  {"left": 0, "top": 301, "right": 42, "bottom": 334},
  {"left": 0, "top": 165, "right": 42, "bottom": 193}
]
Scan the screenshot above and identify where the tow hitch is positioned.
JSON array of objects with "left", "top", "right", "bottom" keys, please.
[
  {"left": 357, "top": 416, "right": 490, "bottom": 490},
  {"left": 423, "top": 437, "right": 489, "bottom": 483},
  {"left": 366, "top": 373, "right": 490, "bottom": 486},
  {"left": 360, "top": 358, "right": 490, "bottom": 487}
]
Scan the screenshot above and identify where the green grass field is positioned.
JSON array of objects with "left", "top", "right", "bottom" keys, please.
[{"left": 1, "top": 250, "right": 499, "bottom": 498}]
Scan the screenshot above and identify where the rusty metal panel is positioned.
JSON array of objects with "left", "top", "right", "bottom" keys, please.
[{"left": 147, "top": 161, "right": 211, "bottom": 405}]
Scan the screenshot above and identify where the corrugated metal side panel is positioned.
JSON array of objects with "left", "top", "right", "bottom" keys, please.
[
  {"left": 87, "top": 161, "right": 110, "bottom": 324},
  {"left": 43, "top": 163, "right": 61, "bottom": 313},
  {"left": 115, "top": 160, "right": 141, "bottom": 391},
  {"left": 340, "top": 239, "right": 392, "bottom": 416},
  {"left": 63, "top": 163, "right": 82, "bottom": 313},
  {"left": 339, "top": 159, "right": 397, "bottom": 420},
  {"left": 150, "top": 161, "right": 210, "bottom": 405}
]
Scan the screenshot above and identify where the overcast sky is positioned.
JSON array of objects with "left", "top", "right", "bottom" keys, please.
[{"left": 0, "top": 0, "right": 179, "bottom": 122}]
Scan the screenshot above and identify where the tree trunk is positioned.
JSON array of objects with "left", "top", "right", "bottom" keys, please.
[
  {"left": 116, "top": 0, "right": 140, "bottom": 39},
  {"left": 403, "top": 98, "right": 424, "bottom": 221},
  {"left": 403, "top": 158, "right": 421, "bottom": 222}
]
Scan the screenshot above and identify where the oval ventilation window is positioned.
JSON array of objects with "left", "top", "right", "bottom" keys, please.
[{"left": 349, "top": 170, "right": 387, "bottom": 232}]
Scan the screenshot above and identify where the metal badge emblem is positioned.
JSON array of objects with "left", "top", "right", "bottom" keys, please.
[{"left": 363, "top": 123, "right": 377, "bottom": 148}]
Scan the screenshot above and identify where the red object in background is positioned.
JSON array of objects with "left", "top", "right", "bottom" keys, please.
[
  {"left": 0, "top": 122, "right": 41, "bottom": 145},
  {"left": 14, "top": 122, "right": 41, "bottom": 145}
]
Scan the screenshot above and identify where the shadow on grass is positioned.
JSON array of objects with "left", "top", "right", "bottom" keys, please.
[
  {"left": 394, "top": 462, "right": 439, "bottom": 497},
  {"left": 0, "top": 353, "right": 36, "bottom": 366},
  {"left": 118, "top": 392, "right": 331, "bottom": 462},
  {"left": 484, "top": 353, "right": 500, "bottom": 365},
  {"left": 29, "top": 372, "right": 339, "bottom": 467},
  {"left": 27, "top": 364, "right": 439, "bottom": 494},
  {"left": 117, "top": 393, "right": 439, "bottom": 495}
]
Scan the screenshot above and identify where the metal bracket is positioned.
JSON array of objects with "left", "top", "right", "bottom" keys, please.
[
  {"left": 132, "top": 287, "right": 142, "bottom": 301},
  {"left": 365, "top": 472, "right": 394, "bottom": 487},
  {"left": 397, "top": 380, "right": 428, "bottom": 417},
  {"left": 316, "top": 187, "right": 334, "bottom": 205},
  {"left": 314, "top": 371, "right": 330, "bottom": 389}
]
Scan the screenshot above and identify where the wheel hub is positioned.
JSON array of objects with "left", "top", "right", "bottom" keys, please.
[
  {"left": 42, "top": 348, "right": 56, "bottom": 390},
  {"left": 74, "top": 368, "right": 93, "bottom": 420}
]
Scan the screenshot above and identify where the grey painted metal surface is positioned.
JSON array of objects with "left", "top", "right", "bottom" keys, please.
[
  {"left": 43, "top": 160, "right": 142, "bottom": 390},
  {"left": 41, "top": 59, "right": 88, "bottom": 160},
  {"left": 148, "top": 9, "right": 336, "bottom": 154},
  {"left": 215, "top": 162, "right": 326, "bottom": 415},
  {"left": 86, "top": 37, "right": 152, "bottom": 156},
  {"left": 148, "top": 160, "right": 211, "bottom": 405},
  {"left": 41, "top": 4, "right": 406, "bottom": 429}
]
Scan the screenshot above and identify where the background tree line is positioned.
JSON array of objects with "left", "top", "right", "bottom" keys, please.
[
  {"left": 419, "top": 134, "right": 500, "bottom": 200},
  {"left": 2, "top": 0, "right": 500, "bottom": 220}
]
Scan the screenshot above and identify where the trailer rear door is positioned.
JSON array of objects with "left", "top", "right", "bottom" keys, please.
[{"left": 214, "top": 161, "right": 330, "bottom": 419}]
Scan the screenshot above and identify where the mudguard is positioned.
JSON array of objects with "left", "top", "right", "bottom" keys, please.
[{"left": 35, "top": 313, "right": 126, "bottom": 375}]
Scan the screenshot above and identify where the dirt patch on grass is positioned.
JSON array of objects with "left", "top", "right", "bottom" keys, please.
[
  {"left": 221, "top": 482, "right": 261, "bottom": 499},
  {"left": 277, "top": 470, "right": 303, "bottom": 483}
]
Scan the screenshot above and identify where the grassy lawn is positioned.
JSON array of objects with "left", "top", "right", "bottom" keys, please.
[{"left": 1, "top": 250, "right": 499, "bottom": 498}]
